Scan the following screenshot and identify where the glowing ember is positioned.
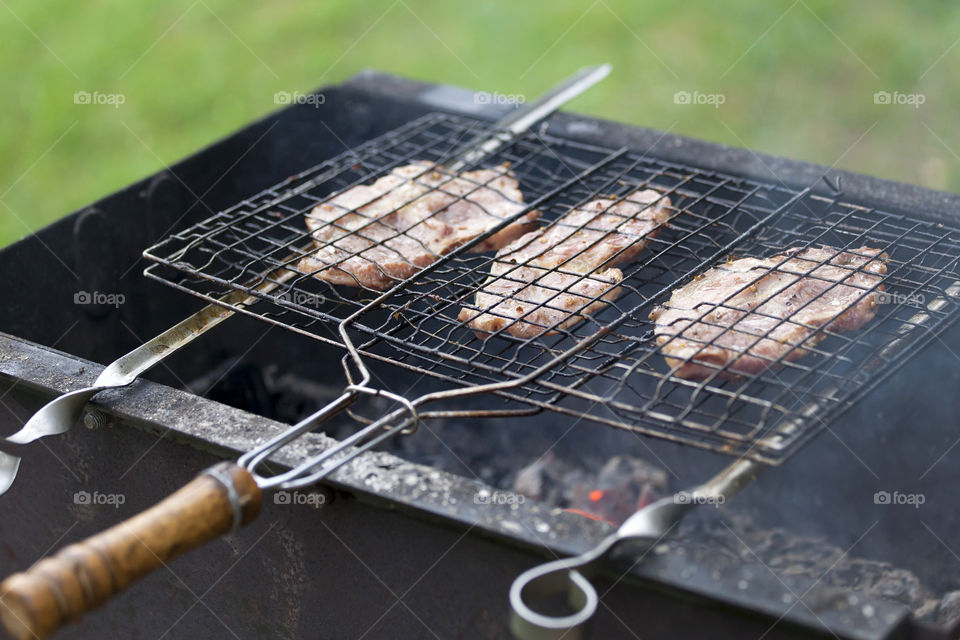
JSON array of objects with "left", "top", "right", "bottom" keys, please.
[
  {"left": 562, "top": 508, "right": 613, "bottom": 525},
  {"left": 514, "top": 453, "right": 668, "bottom": 525}
]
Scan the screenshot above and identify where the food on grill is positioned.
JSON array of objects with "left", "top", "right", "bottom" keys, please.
[
  {"left": 649, "top": 246, "right": 888, "bottom": 380},
  {"left": 459, "top": 190, "right": 672, "bottom": 338},
  {"left": 298, "top": 161, "right": 539, "bottom": 289}
]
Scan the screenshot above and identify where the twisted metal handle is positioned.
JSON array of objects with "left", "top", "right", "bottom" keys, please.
[
  {"left": 509, "top": 534, "right": 618, "bottom": 640},
  {"left": 510, "top": 562, "right": 599, "bottom": 640}
]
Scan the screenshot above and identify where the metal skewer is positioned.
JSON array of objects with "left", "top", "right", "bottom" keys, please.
[
  {"left": 0, "top": 65, "right": 613, "bottom": 640},
  {"left": 0, "top": 64, "right": 611, "bottom": 498},
  {"left": 0, "top": 271, "right": 295, "bottom": 494}
]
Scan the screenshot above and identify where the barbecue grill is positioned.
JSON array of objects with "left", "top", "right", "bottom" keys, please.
[
  {"left": 2, "top": 71, "right": 960, "bottom": 639},
  {"left": 140, "top": 111, "right": 959, "bottom": 465}
]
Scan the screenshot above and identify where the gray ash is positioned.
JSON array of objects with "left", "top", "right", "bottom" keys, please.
[
  {"left": 509, "top": 451, "right": 960, "bottom": 627},
  {"left": 668, "top": 509, "right": 960, "bottom": 626}
]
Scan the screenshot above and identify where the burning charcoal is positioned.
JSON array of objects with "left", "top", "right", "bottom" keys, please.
[
  {"left": 513, "top": 453, "right": 581, "bottom": 507},
  {"left": 513, "top": 453, "right": 670, "bottom": 524},
  {"left": 566, "top": 455, "right": 669, "bottom": 523},
  {"left": 596, "top": 455, "right": 669, "bottom": 494},
  {"left": 514, "top": 457, "right": 546, "bottom": 501}
]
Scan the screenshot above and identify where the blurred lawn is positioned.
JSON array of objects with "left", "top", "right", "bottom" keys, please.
[{"left": 2, "top": 1, "right": 958, "bottom": 247}]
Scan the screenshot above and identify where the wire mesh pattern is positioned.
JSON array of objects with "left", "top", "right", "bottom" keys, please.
[{"left": 144, "top": 113, "right": 960, "bottom": 464}]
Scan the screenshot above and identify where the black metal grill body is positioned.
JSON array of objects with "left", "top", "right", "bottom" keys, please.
[{"left": 0, "top": 72, "right": 959, "bottom": 639}]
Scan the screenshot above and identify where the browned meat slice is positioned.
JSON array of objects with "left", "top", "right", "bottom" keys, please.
[
  {"left": 459, "top": 190, "right": 672, "bottom": 338},
  {"left": 298, "top": 161, "right": 539, "bottom": 289},
  {"left": 649, "top": 246, "right": 888, "bottom": 380}
]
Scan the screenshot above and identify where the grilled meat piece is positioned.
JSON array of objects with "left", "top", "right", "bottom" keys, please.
[
  {"left": 460, "top": 190, "right": 671, "bottom": 338},
  {"left": 298, "top": 161, "right": 539, "bottom": 289},
  {"left": 649, "top": 246, "right": 887, "bottom": 379}
]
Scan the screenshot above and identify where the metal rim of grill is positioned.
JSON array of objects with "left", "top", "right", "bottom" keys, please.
[{"left": 142, "top": 112, "right": 960, "bottom": 464}]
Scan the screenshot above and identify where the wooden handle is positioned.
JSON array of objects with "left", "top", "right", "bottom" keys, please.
[{"left": 0, "top": 462, "right": 261, "bottom": 639}]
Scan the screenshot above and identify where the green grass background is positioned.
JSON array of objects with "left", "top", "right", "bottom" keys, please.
[{"left": 2, "top": 0, "right": 958, "bottom": 247}]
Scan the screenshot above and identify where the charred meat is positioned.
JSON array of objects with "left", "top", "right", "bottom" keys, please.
[
  {"left": 298, "top": 161, "right": 539, "bottom": 289},
  {"left": 650, "top": 246, "right": 887, "bottom": 379},
  {"left": 460, "top": 190, "right": 671, "bottom": 338}
]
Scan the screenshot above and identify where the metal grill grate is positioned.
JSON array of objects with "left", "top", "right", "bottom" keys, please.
[{"left": 144, "top": 113, "right": 960, "bottom": 463}]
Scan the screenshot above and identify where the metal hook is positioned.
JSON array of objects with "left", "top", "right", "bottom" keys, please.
[
  {"left": 509, "top": 462, "right": 764, "bottom": 639},
  {"left": 510, "top": 561, "right": 599, "bottom": 640},
  {"left": 508, "top": 516, "right": 642, "bottom": 639},
  {"left": 820, "top": 173, "right": 843, "bottom": 198},
  {"left": 0, "top": 450, "right": 21, "bottom": 496},
  {"left": 345, "top": 384, "right": 420, "bottom": 435}
]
